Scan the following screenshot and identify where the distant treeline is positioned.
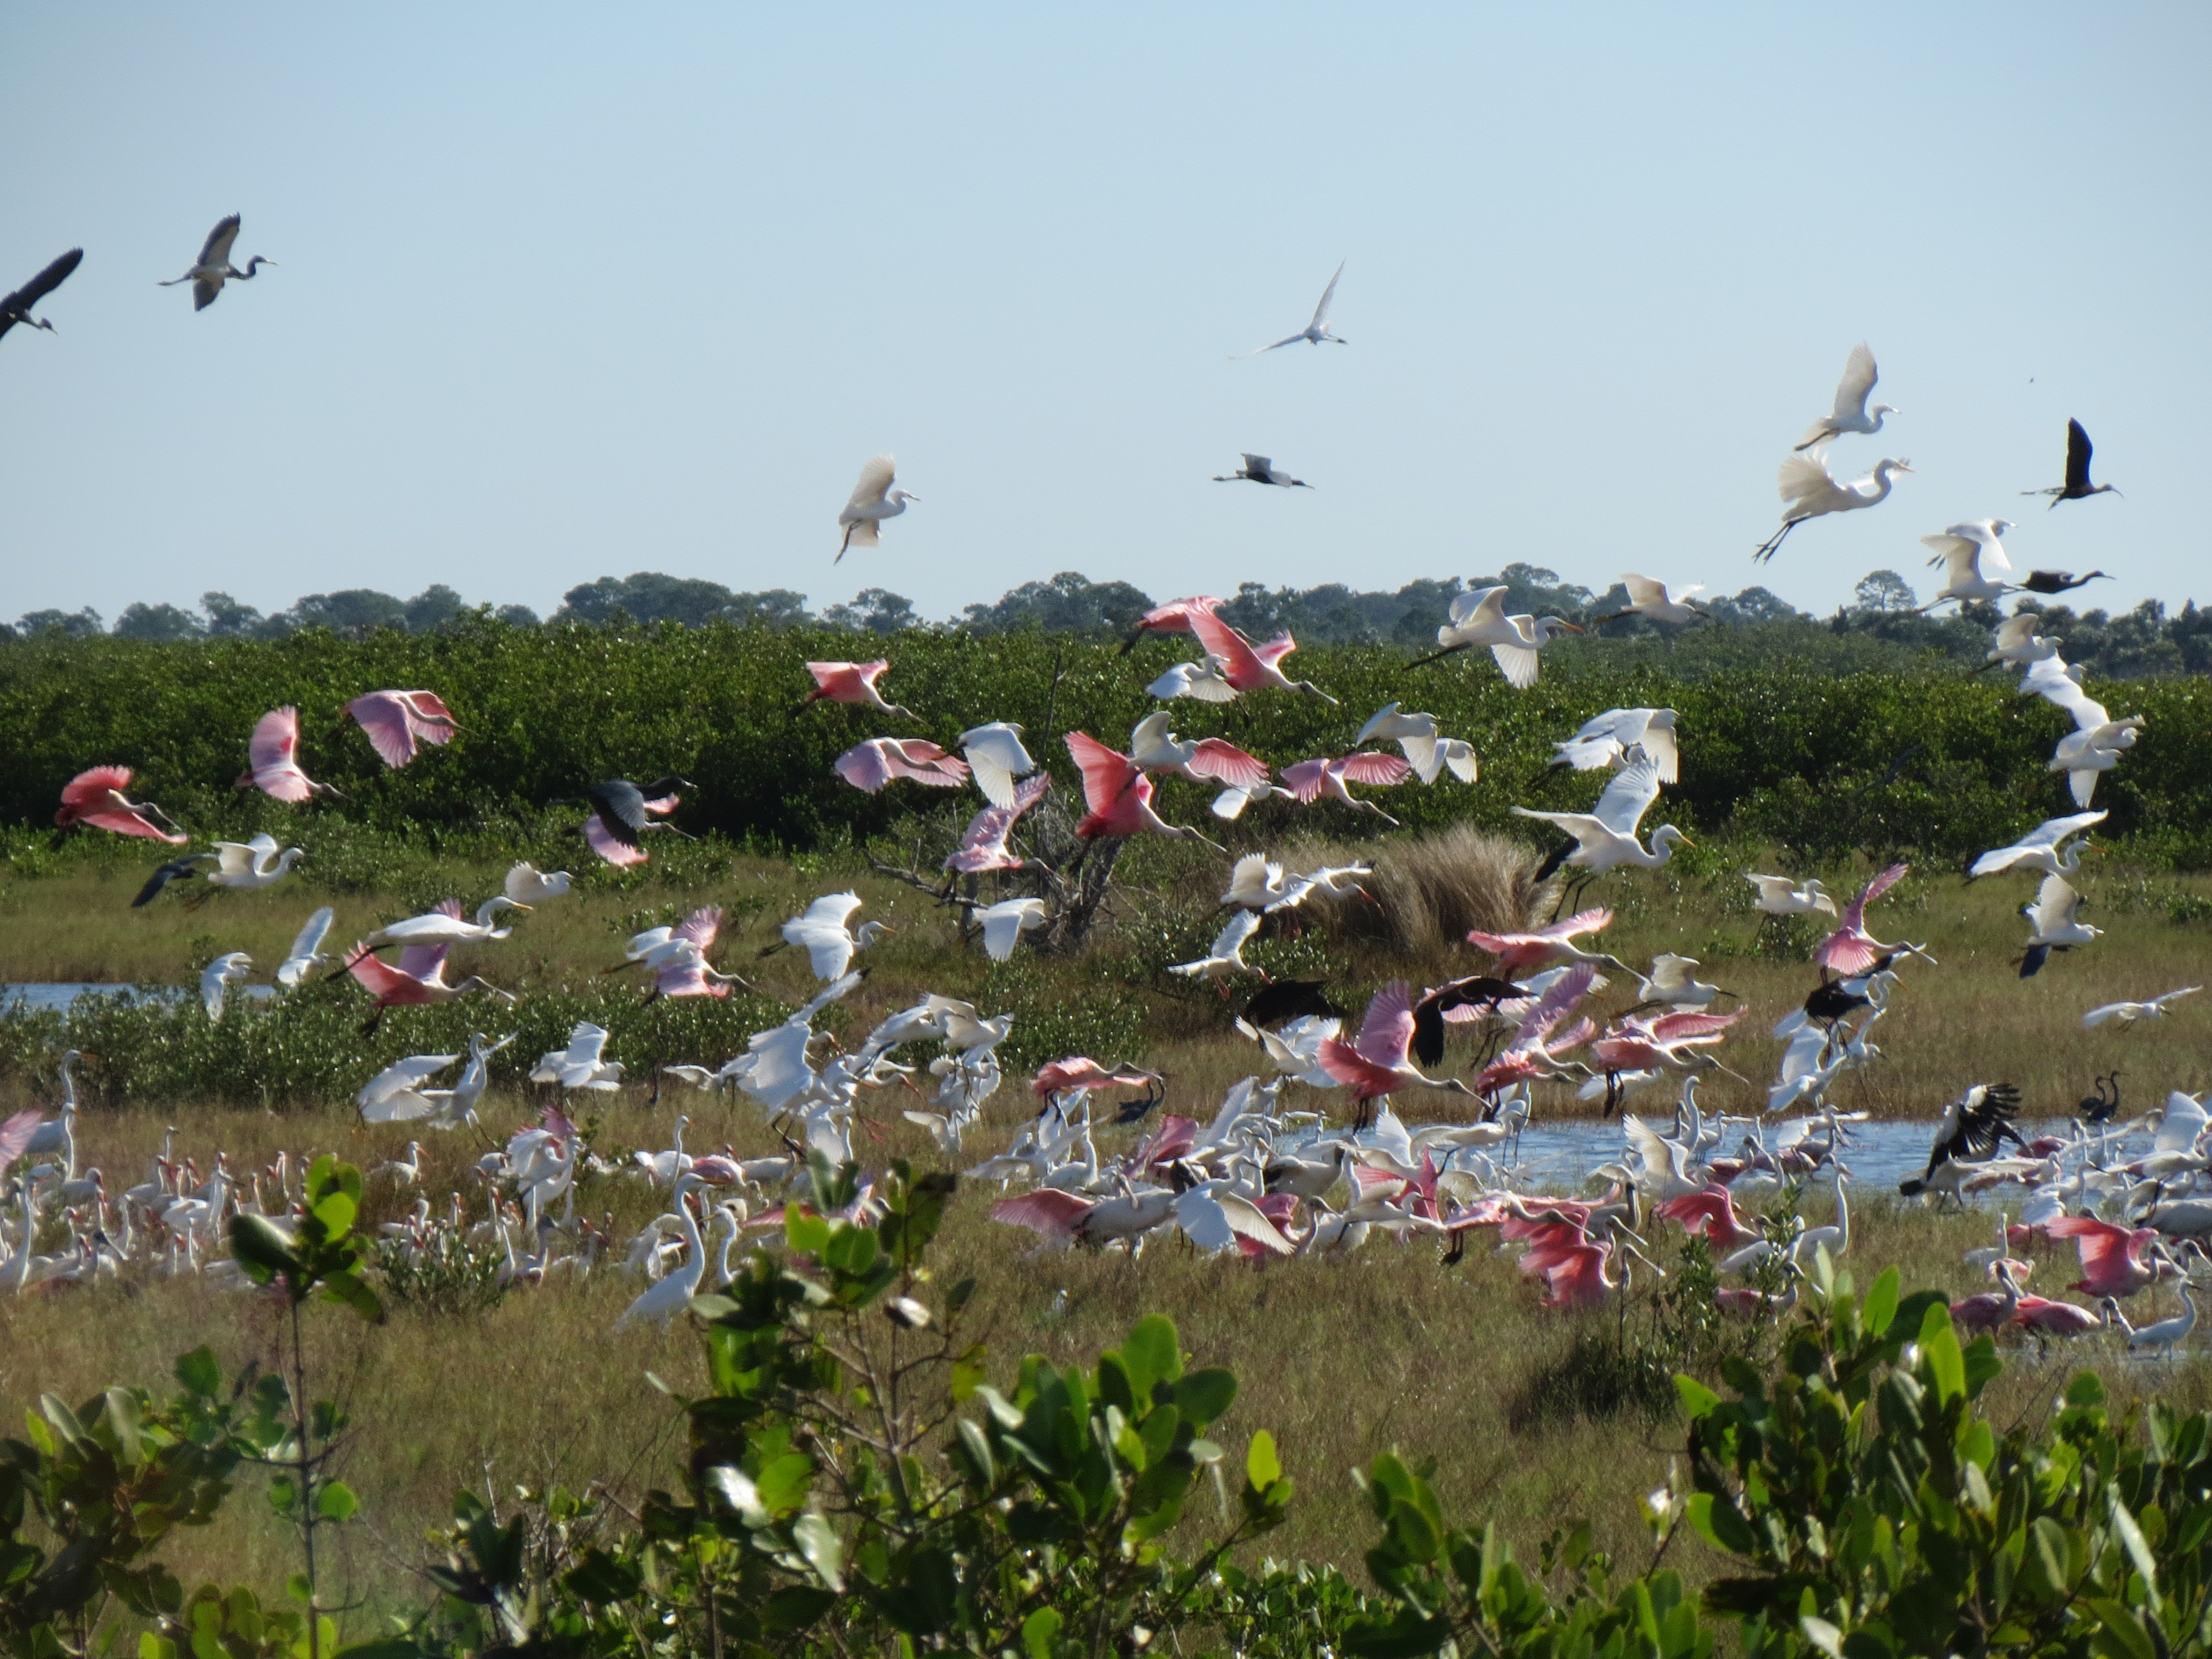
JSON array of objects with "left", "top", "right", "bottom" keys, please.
[{"left": 12, "top": 563, "right": 2212, "bottom": 681}]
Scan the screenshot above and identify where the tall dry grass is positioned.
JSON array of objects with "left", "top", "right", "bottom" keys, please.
[{"left": 1296, "top": 822, "right": 1552, "bottom": 954}]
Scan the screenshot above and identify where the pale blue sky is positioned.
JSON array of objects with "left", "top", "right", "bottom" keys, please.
[{"left": 2, "top": 5, "right": 2205, "bottom": 625}]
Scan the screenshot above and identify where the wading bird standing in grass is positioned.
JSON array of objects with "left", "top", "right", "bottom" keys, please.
[
  {"left": 2105, "top": 1284, "right": 2199, "bottom": 1353},
  {"left": 583, "top": 777, "right": 691, "bottom": 865},
  {"left": 836, "top": 455, "right": 919, "bottom": 562},
  {"left": 1969, "top": 811, "right": 2105, "bottom": 878},
  {"left": 1, "top": 247, "right": 82, "bottom": 340},
  {"left": 1406, "top": 586, "right": 1582, "bottom": 686},
  {"left": 237, "top": 706, "right": 343, "bottom": 803},
  {"left": 345, "top": 940, "right": 516, "bottom": 1035},
  {"left": 2024, "top": 419, "right": 2120, "bottom": 507},
  {"left": 2017, "top": 873, "right": 2100, "bottom": 978},
  {"left": 1356, "top": 705, "right": 1479, "bottom": 783},
  {"left": 1811, "top": 863, "right": 1910, "bottom": 976},
  {"left": 55, "top": 766, "right": 187, "bottom": 843},
  {"left": 1754, "top": 449, "right": 1911, "bottom": 563},
  {"left": 344, "top": 691, "right": 459, "bottom": 768},
  {"left": 1247, "top": 260, "right": 1347, "bottom": 353},
  {"left": 2083, "top": 987, "right": 2201, "bottom": 1029},
  {"left": 1590, "top": 575, "right": 1708, "bottom": 628},
  {"left": 158, "top": 214, "right": 273, "bottom": 310},
  {"left": 1212, "top": 454, "right": 1310, "bottom": 489},
  {"left": 796, "top": 660, "right": 917, "bottom": 720},
  {"left": 1064, "top": 732, "right": 1225, "bottom": 851},
  {"left": 1919, "top": 520, "right": 2016, "bottom": 609},
  {"left": 833, "top": 738, "right": 970, "bottom": 794},
  {"left": 1794, "top": 343, "right": 1895, "bottom": 451}
]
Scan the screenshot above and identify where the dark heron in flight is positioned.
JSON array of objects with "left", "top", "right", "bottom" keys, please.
[
  {"left": 2023, "top": 419, "right": 2120, "bottom": 508},
  {"left": 1, "top": 249, "right": 83, "bottom": 340},
  {"left": 1212, "top": 454, "right": 1310, "bottom": 488},
  {"left": 2019, "top": 568, "right": 2111, "bottom": 595}
]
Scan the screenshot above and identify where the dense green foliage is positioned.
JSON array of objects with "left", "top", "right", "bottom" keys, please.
[{"left": 5, "top": 620, "right": 2210, "bottom": 867}]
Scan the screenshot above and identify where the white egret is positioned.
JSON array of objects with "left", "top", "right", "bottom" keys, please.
[
  {"left": 2083, "top": 988, "right": 2202, "bottom": 1029},
  {"left": 1919, "top": 520, "right": 2015, "bottom": 609},
  {"left": 361, "top": 896, "right": 530, "bottom": 950},
  {"left": 1247, "top": 261, "right": 1346, "bottom": 353},
  {"left": 1974, "top": 611, "right": 2060, "bottom": 672},
  {"left": 2018, "top": 873, "right": 2100, "bottom": 978},
  {"left": 1147, "top": 658, "right": 1237, "bottom": 703},
  {"left": 1551, "top": 708, "right": 1679, "bottom": 783},
  {"left": 1168, "top": 910, "right": 1264, "bottom": 985},
  {"left": 1355, "top": 704, "right": 1479, "bottom": 783},
  {"left": 1754, "top": 450, "right": 1911, "bottom": 563},
  {"left": 531, "top": 1023, "right": 625, "bottom": 1090},
  {"left": 1407, "top": 586, "right": 1583, "bottom": 686},
  {"left": 1744, "top": 874, "right": 1835, "bottom": 917},
  {"left": 357, "top": 1053, "right": 462, "bottom": 1124},
  {"left": 1794, "top": 343, "right": 1895, "bottom": 451},
  {"left": 1969, "top": 811, "right": 2106, "bottom": 878},
  {"left": 276, "top": 907, "right": 337, "bottom": 987},
  {"left": 504, "top": 863, "right": 573, "bottom": 903},
  {"left": 1127, "top": 712, "right": 1270, "bottom": 791},
  {"left": 1592, "top": 575, "right": 1708, "bottom": 628},
  {"left": 779, "top": 893, "right": 894, "bottom": 980},
  {"left": 200, "top": 953, "right": 252, "bottom": 1019},
  {"left": 1512, "top": 748, "right": 1691, "bottom": 879},
  {"left": 973, "top": 897, "right": 1047, "bottom": 962},
  {"left": 836, "top": 455, "right": 919, "bottom": 562},
  {"left": 958, "top": 722, "right": 1036, "bottom": 809}
]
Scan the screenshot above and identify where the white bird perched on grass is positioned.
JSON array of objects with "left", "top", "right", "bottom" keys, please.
[
  {"left": 972, "top": 897, "right": 1047, "bottom": 962},
  {"left": 959, "top": 723, "right": 1036, "bottom": 809},
  {"left": 1969, "top": 811, "right": 2106, "bottom": 878},
  {"left": 614, "top": 1175, "right": 713, "bottom": 1329},
  {"left": 201, "top": 953, "right": 252, "bottom": 1019},
  {"left": 361, "top": 896, "right": 531, "bottom": 950},
  {"left": 1919, "top": 520, "right": 2015, "bottom": 609},
  {"left": 836, "top": 455, "right": 918, "bottom": 563},
  {"left": 1591, "top": 575, "right": 1708, "bottom": 628},
  {"left": 2083, "top": 987, "right": 2201, "bottom": 1029},
  {"left": 1247, "top": 260, "right": 1347, "bottom": 353},
  {"left": 1551, "top": 708, "right": 1680, "bottom": 783},
  {"left": 1754, "top": 449, "right": 1911, "bottom": 563},
  {"left": 1355, "top": 703, "right": 1479, "bottom": 783},
  {"left": 1513, "top": 748, "right": 1692, "bottom": 880},
  {"left": 778, "top": 893, "right": 894, "bottom": 980},
  {"left": 1974, "top": 612, "right": 2060, "bottom": 673},
  {"left": 532, "top": 1022, "right": 624, "bottom": 1090},
  {"left": 1147, "top": 658, "right": 1238, "bottom": 703},
  {"left": 276, "top": 907, "right": 337, "bottom": 987},
  {"left": 1744, "top": 874, "right": 1835, "bottom": 916},
  {"left": 1794, "top": 343, "right": 1895, "bottom": 451},
  {"left": 1169, "top": 910, "right": 1265, "bottom": 985},
  {"left": 2018, "top": 874, "right": 2100, "bottom": 978},
  {"left": 504, "top": 862, "right": 573, "bottom": 904},
  {"left": 1407, "top": 586, "right": 1582, "bottom": 687}
]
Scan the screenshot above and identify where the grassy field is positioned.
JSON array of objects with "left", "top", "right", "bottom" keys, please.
[{"left": 4, "top": 837, "right": 2212, "bottom": 1624}]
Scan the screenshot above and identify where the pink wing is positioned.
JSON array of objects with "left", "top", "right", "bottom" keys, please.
[
  {"left": 539, "top": 1102, "right": 578, "bottom": 1143},
  {"left": 1134, "top": 1114, "right": 1199, "bottom": 1170},
  {"left": 1862, "top": 862, "right": 1909, "bottom": 906},
  {"left": 586, "top": 813, "right": 649, "bottom": 865},
  {"left": 1250, "top": 632, "right": 1299, "bottom": 669},
  {"left": 1537, "top": 907, "right": 1614, "bottom": 942},
  {"left": 397, "top": 939, "right": 451, "bottom": 982},
  {"left": 249, "top": 706, "right": 301, "bottom": 773},
  {"left": 656, "top": 953, "right": 726, "bottom": 999},
  {"left": 1135, "top": 596, "right": 1223, "bottom": 635},
  {"left": 675, "top": 905, "right": 723, "bottom": 951},
  {"left": 1812, "top": 928, "right": 1876, "bottom": 977},
  {"left": 1647, "top": 1010, "right": 1742, "bottom": 1043},
  {"left": 346, "top": 693, "right": 420, "bottom": 768},
  {"left": 885, "top": 741, "right": 970, "bottom": 788},
  {"left": 1335, "top": 751, "right": 1411, "bottom": 787},
  {"left": 1513, "top": 964, "right": 1595, "bottom": 1044},
  {"left": 57, "top": 765, "right": 189, "bottom": 842},
  {"left": 0, "top": 1107, "right": 42, "bottom": 1171},
  {"left": 346, "top": 949, "right": 414, "bottom": 999},
  {"left": 1319, "top": 1037, "right": 1388, "bottom": 1092},
  {"left": 990, "top": 1188, "right": 1094, "bottom": 1236},
  {"left": 1186, "top": 609, "right": 1263, "bottom": 681},
  {"left": 1353, "top": 980, "right": 1416, "bottom": 1070},
  {"left": 2045, "top": 1216, "right": 2128, "bottom": 1274},
  {"left": 1544, "top": 1016, "right": 1597, "bottom": 1055},
  {"left": 1184, "top": 739, "right": 1270, "bottom": 791},
  {"left": 833, "top": 740, "right": 894, "bottom": 794},
  {"left": 1278, "top": 759, "right": 1331, "bottom": 803},
  {"left": 1064, "top": 732, "right": 1139, "bottom": 814}
]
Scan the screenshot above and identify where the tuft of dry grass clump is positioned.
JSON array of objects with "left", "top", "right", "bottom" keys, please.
[{"left": 1298, "top": 822, "right": 1550, "bottom": 955}]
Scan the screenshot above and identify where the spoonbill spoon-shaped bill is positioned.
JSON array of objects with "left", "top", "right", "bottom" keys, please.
[
  {"left": 1743, "top": 874, "right": 1835, "bottom": 916},
  {"left": 276, "top": 907, "right": 338, "bottom": 987},
  {"left": 973, "top": 897, "right": 1048, "bottom": 962},
  {"left": 1121, "top": 595, "right": 1225, "bottom": 655},
  {"left": 836, "top": 455, "right": 919, "bottom": 561},
  {"left": 1356, "top": 703, "right": 1479, "bottom": 783},
  {"left": 1919, "top": 520, "right": 2015, "bottom": 609},
  {"left": 2017, "top": 871, "right": 2100, "bottom": 978},
  {"left": 2025, "top": 419, "right": 2120, "bottom": 506},
  {"left": 344, "top": 691, "right": 459, "bottom": 768},
  {"left": 780, "top": 892, "right": 893, "bottom": 980},
  {"left": 1794, "top": 343, "right": 1895, "bottom": 451},
  {"left": 346, "top": 940, "right": 516, "bottom": 1028},
  {"left": 799, "top": 660, "right": 916, "bottom": 720},
  {"left": 1247, "top": 260, "right": 1347, "bottom": 354},
  {"left": 1513, "top": 748, "right": 1691, "bottom": 877},
  {"left": 1551, "top": 708, "right": 1678, "bottom": 783},
  {"left": 945, "top": 773, "right": 1051, "bottom": 874},
  {"left": 1212, "top": 453, "right": 1310, "bottom": 488},
  {"left": 1185, "top": 607, "right": 1337, "bottom": 702},
  {"left": 200, "top": 952, "right": 253, "bottom": 1019},
  {"left": 2021, "top": 568, "right": 2111, "bottom": 594},
  {"left": 356, "top": 1051, "right": 462, "bottom": 1123},
  {"left": 1589, "top": 1008, "right": 1741, "bottom": 1074},
  {"left": 1406, "top": 586, "right": 1582, "bottom": 685},
  {"left": 1064, "top": 732, "right": 1224, "bottom": 849},
  {"left": 1147, "top": 657, "right": 1238, "bottom": 703},
  {"left": 1593, "top": 574, "right": 1708, "bottom": 628},
  {"left": 2045, "top": 1215, "right": 2174, "bottom": 1299},
  {"left": 236, "top": 706, "right": 340, "bottom": 802},
  {"left": 2083, "top": 986, "right": 2201, "bottom": 1028},
  {"left": 1811, "top": 862, "right": 1909, "bottom": 976},
  {"left": 1968, "top": 811, "right": 2106, "bottom": 878},
  {"left": 0, "top": 247, "right": 82, "bottom": 339},
  {"left": 833, "top": 737, "right": 970, "bottom": 794},
  {"left": 55, "top": 765, "right": 187, "bottom": 843},
  {"left": 1279, "top": 751, "right": 1414, "bottom": 825},
  {"left": 1168, "top": 908, "right": 1265, "bottom": 981},
  {"left": 504, "top": 862, "right": 572, "bottom": 903},
  {"left": 959, "top": 722, "right": 1036, "bottom": 808},
  {"left": 158, "top": 214, "right": 273, "bottom": 310},
  {"left": 1127, "top": 711, "right": 1269, "bottom": 790},
  {"left": 1754, "top": 450, "right": 1912, "bottom": 563}
]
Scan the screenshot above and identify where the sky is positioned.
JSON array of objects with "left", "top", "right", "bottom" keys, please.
[{"left": 2, "top": 4, "right": 2207, "bottom": 626}]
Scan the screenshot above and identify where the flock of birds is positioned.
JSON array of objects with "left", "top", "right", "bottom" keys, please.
[{"left": 4, "top": 260, "right": 2197, "bottom": 1350}]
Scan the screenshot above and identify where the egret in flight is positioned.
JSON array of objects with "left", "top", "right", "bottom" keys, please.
[
  {"left": 2018, "top": 873, "right": 2100, "bottom": 978},
  {"left": 1755, "top": 450, "right": 1911, "bottom": 563},
  {"left": 0, "top": 248, "right": 82, "bottom": 340},
  {"left": 1213, "top": 454, "right": 1310, "bottom": 489},
  {"left": 1513, "top": 747, "right": 1692, "bottom": 882},
  {"left": 1590, "top": 575, "right": 1708, "bottom": 628},
  {"left": 836, "top": 455, "right": 919, "bottom": 561},
  {"left": 1919, "top": 520, "right": 2015, "bottom": 609},
  {"left": 1406, "top": 586, "right": 1581, "bottom": 686},
  {"left": 2024, "top": 420, "right": 2120, "bottom": 507},
  {"left": 1247, "top": 261, "right": 1346, "bottom": 353},
  {"left": 159, "top": 215, "right": 273, "bottom": 310},
  {"left": 1794, "top": 343, "right": 1895, "bottom": 451}
]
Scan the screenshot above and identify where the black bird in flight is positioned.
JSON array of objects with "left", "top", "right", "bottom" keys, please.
[
  {"left": 2023, "top": 418, "right": 2120, "bottom": 508},
  {"left": 0, "top": 248, "right": 83, "bottom": 341}
]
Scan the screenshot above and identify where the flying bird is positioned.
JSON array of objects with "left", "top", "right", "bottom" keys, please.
[
  {"left": 1120, "top": 595, "right": 1225, "bottom": 655},
  {"left": 1812, "top": 862, "right": 1911, "bottom": 977},
  {"left": 1212, "top": 454, "right": 1310, "bottom": 489},
  {"left": 836, "top": 455, "right": 919, "bottom": 561},
  {"left": 237, "top": 706, "right": 342, "bottom": 803},
  {"left": 797, "top": 660, "right": 916, "bottom": 720},
  {"left": 1248, "top": 260, "right": 1347, "bottom": 353},
  {"left": 958, "top": 723, "right": 1037, "bottom": 808},
  {"left": 1754, "top": 450, "right": 1911, "bottom": 563},
  {"left": 1064, "top": 732, "right": 1224, "bottom": 850},
  {"left": 276, "top": 907, "right": 338, "bottom": 988},
  {"left": 344, "top": 691, "right": 459, "bottom": 767},
  {"left": 2020, "top": 569, "right": 2111, "bottom": 595},
  {"left": 0, "top": 248, "right": 82, "bottom": 340},
  {"left": 777, "top": 893, "right": 894, "bottom": 980},
  {"left": 1590, "top": 574, "right": 1708, "bottom": 628},
  {"left": 1968, "top": 811, "right": 2105, "bottom": 879},
  {"left": 2018, "top": 872, "right": 2100, "bottom": 978},
  {"left": 1513, "top": 748, "right": 1691, "bottom": 880},
  {"left": 1278, "top": 752, "right": 1414, "bottom": 825},
  {"left": 833, "top": 738, "right": 970, "bottom": 794},
  {"left": 1186, "top": 608, "right": 1337, "bottom": 702},
  {"left": 1919, "top": 520, "right": 2015, "bottom": 609},
  {"left": 158, "top": 214, "right": 273, "bottom": 310},
  {"left": 944, "top": 774, "right": 1050, "bottom": 876},
  {"left": 1794, "top": 343, "right": 1895, "bottom": 451},
  {"left": 583, "top": 777, "right": 691, "bottom": 865},
  {"left": 1406, "top": 586, "right": 1581, "bottom": 686},
  {"left": 2082, "top": 987, "right": 2200, "bottom": 1029},
  {"left": 55, "top": 766, "right": 187, "bottom": 843},
  {"left": 1551, "top": 708, "right": 1678, "bottom": 783},
  {"left": 2023, "top": 419, "right": 2120, "bottom": 507},
  {"left": 1356, "top": 704, "right": 1479, "bottom": 783}
]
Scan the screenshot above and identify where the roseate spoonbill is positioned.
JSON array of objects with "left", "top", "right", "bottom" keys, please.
[
  {"left": 2104, "top": 1285, "right": 2199, "bottom": 1353},
  {"left": 1591, "top": 575, "right": 1708, "bottom": 628},
  {"left": 1793, "top": 343, "right": 1895, "bottom": 451},
  {"left": 346, "top": 940, "right": 515, "bottom": 1035},
  {"left": 1319, "top": 980, "right": 1476, "bottom": 1120},
  {"left": 2006, "top": 1279, "right": 2101, "bottom": 1337},
  {"left": 2021, "top": 568, "right": 2111, "bottom": 594},
  {"left": 236, "top": 706, "right": 342, "bottom": 803},
  {"left": 344, "top": 691, "right": 459, "bottom": 768},
  {"left": 1247, "top": 261, "right": 1346, "bottom": 353},
  {"left": 1, "top": 248, "right": 81, "bottom": 339},
  {"left": 1744, "top": 874, "right": 1835, "bottom": 916},
  {"left": 1120, "top": 595, "right": 1224, "bottom": 655},
  {"left": 1974, "top": 612, "right": 2062, "bottom": 672},
  {"left": 1591, "top": 1010, "right": 1741, "bottom": 1077},
  {"left": 1514, "top": 749, "right": 1691, "bottom": 882},
  {"left": 1969, "top": 811, "right": 2105, "bottom": 878},
  {"left": 1465, "top": 908, "right": 1623, "bottom": 976},
  {"left": 1356, "top": 704, "right": 1478, "bottom": 783},
  {"left": 1656, "top": 1184, "right": 1759, "bottom": 1250},
  {"left": 959, "top": 722, "right": 1036, "bottom": 808},
  {"left": 55, "top": 766, "right": 187, "bottom": 843},
  {"left": 836, "top": 455, "right": 918, "bottom": 561},
  {"left": 2018, "top": 873, "right": 2100, "bottom": 978},
  {"left": 643, "top": 909, "right": 745, "bottom": 1000},
  {"left": 504, "top": 862, "right": 573, "bottom": 903},
  {"left": 945, "top": 774, "right": 1050, "bottom": 877},
  {"left": 1185, "top": 609, "right": 1336, "bottom": 702},
  {"left": 972, "top": 897, "right": 1047, "bottom": 962},
  {"left": 1521, "top": 1229, "right": 1658, "bottom": 1308},
  {"left": 2046, "top": 1216, "right": 2179, "bottom": 1299},
  {"left": 796, "top": 660, "right": 916, "bottom": 720},
  {"left": 778, "top": 893, "right": 893, "bottom": 980},
  {"left": 1212, "top": 454, "right": 1310, "bottom": 488},
  {"left": 1128, "top": 711, "right": 1269, "bottom": 792},
  {"left": 200, "top": 953, "right": 252, "bottom": 1019},
  {"left": 1279, "top": 751, "right": 1413, "bottom": 825},
  {"left": 1812, "top": 863, "right": 1910, "bottom": 976},
  {"left": 1753, "top": 450, "right": 1911, "bottom": 563},
  {"left": 1030, "top": 1057, "right": 1161, "bottom": 1099},
  {"left": 1551, "top": 708, "right": 1679, "bottom": 783},
  {"left": 1950, "top": 1273, "right": 2019, "bottom": 1336},
  {"left": 2023, "top": 419, "right": 2120, "bottom": 506},
  {"left": 276, "top": 907, "right": 337, "bottom": 987},
  {"left": 1920, "top": 520, "right": 2016, "bottom": 609},
  {"left": 833, "top": 738, "right": 970, "bottom": 794},
  {"left": 1064, "top": 732, "right": 1224, "bottom": 850},
  {"left": 1406, "top": 586, "right": 1581, "bottom": 686},
  {"left": 2083, "top": 987, "right": 2200, "bottom": 1028},
  {"left": 988, "top": 1185, "right": 1179, "bottom": 1249},
  {"left": 1899, "top": 1084, "right": 2026, "bottom": 1199},
  {"left": 1170, "top": 910, "right": 1264, "bottom": 985},
  {"left": 158, "top": 215, "right": 273, "bottom": 309},
  {"left": 583, "top": 777, "right": 690, "bottom": 865}
]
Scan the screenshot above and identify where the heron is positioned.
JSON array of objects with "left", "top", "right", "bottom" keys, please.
[
  {"left": 1212, "top": 454, "right": 1310, "bottom": 489},
  {"left": 1919, "top": 520, "right": 2016, "bottom": 609},
  {"left": 1794, "top": 343, "right": 1895, "bottom": 451},
  {"left": 2020, "top": 568, "right": 2111, "bottom": 594},
  {"left": 0, "top": 248, "right": 82, "bottom": 340},
  {"left": 1754, "top": 449, "right": 1911, "bottom": 562},
  {"left": 1405, "top": 586, "right": 1581, "bottom": 686},
  {"left": 158, "top": 215, "right": 274, "bottom": 310},
  {"left": 1247, "top": 261, "right": 1346, "bottom": 353},
  {"left": 1590, "top": 575, "right": 1708, "bottom": 628},
  {"left": 2023, "top": 419, "right": 2120, "bottom": 507},
  {"left": 836, "top": 455, "right": 919, "bottom": 561}
]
